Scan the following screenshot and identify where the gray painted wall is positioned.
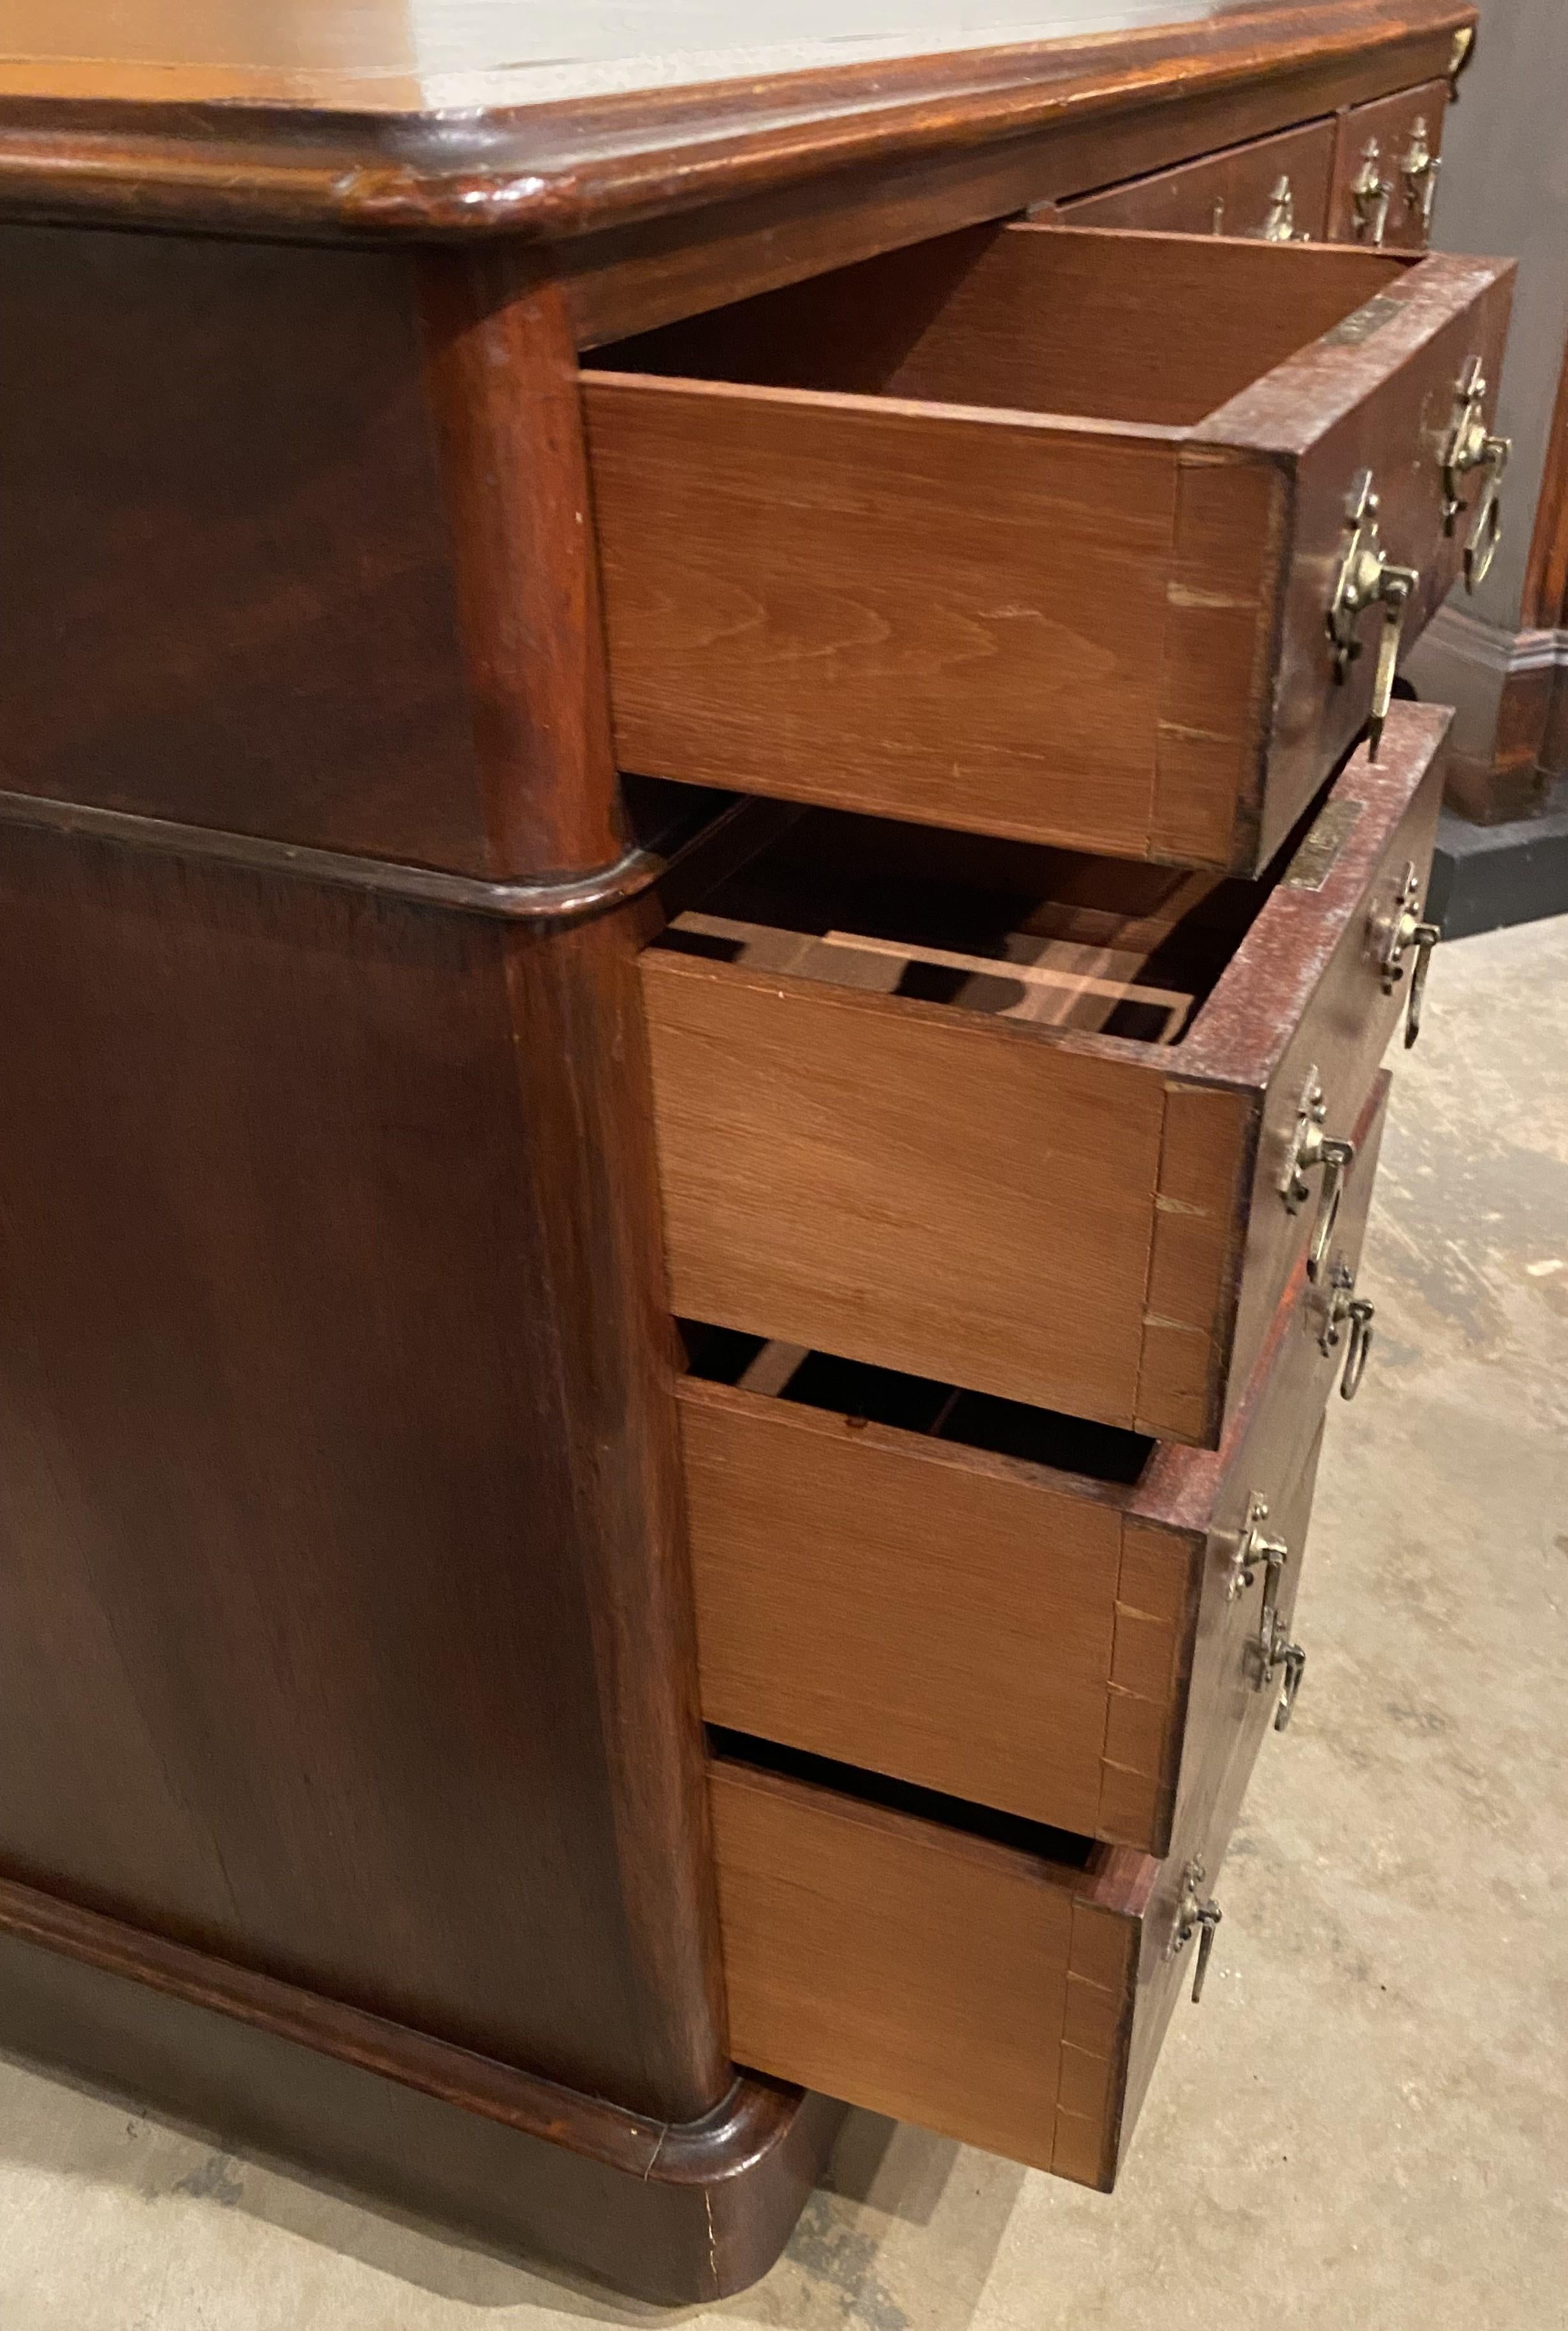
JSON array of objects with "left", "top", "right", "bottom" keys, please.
[{"left": 1432, "top": 0, "right": 1568, "bottom": 629}]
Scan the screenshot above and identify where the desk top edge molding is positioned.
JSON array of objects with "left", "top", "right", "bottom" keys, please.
[{"left": 0, "top": 0, "right": 1473, "bottom": 246}]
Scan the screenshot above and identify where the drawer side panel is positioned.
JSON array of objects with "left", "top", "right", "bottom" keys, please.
[
  {"left": 684, "top": 1384, "right": 1122, "bottom": 1836},
  {"left": 711, "top": 1760, "right": 1085, "bottom": 2172},
  {"left": 644, "top": 958, "right": 1165, "bottom": 1425},
  {"left": 587, "top": 375, "right": 1175, "bottom": 855}
]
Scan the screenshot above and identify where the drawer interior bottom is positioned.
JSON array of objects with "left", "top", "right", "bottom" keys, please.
[
  {"left": 683, "top": 1322, "right": 1154, "bottom": 1485},
  {"left": 709, "top": 1726, "right": 1101, "bottom": 1869},
  {"left": 593, "top": 218, "right": 1406, "bottom": 430},
  {"left": 650, "top": 805, "right": 1286, "bottom": 1045}
]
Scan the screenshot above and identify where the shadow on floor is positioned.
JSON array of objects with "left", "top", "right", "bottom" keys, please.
[{"left": 0, "top": 2049, "right": 1023, "bottom": 2328}]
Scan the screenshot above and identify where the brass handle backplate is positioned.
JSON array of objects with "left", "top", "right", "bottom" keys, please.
[
  {"left": 1226, "top": 1489, "right": 1289, "bottom": 1604},
  {"left": 1442, "top": 357, "right": 1511, "bottom": 592},
  {"left": 1166, "top": 1859, "right": 1223, "bottom": 2003},
  {"left": 1328, "top": 471, "right": 1418, "bottom": 756},
  {"left": 1259, "top": 174, "right": 1297, "bottom": 242},
  {"left": 1281, "top": 1071, "right": 1355, "bottom": 1282},
  {"left": 1378, "top": 859, "right": 1441, "bottom": 1047},
  {"left": 1226, "top": 1488, "right": 1305, "bottom": 1723},
  {"left": 1399, "top": 117, "right": 1441, "bottom": 234}
]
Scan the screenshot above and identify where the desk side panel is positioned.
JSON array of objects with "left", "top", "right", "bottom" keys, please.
[{"left": 0, "top": 825, "right": 726, "bottom": 2121}]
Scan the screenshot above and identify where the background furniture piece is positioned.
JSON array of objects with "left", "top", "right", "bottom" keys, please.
[
  {"left": 1399, "top": 0, "right": 1568, "bottom": 929},
  {"left": 0, "top": 0, "right": 1484, "bottom": 2302}
]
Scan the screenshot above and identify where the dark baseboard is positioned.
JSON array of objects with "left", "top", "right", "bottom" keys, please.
[
  {"left": 0, "top": 1877, "right": 847, "bottom": 2305},
  {"left": 1428, "top": 779, "right": 1568, "bottom": 941}
]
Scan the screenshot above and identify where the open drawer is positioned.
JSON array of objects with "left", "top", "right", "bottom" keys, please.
[
  {"left": 643, "top": 703, "right": 1445, "bottom": 1448},
  {"left": 709, "top": 1302, "right": 1328, "bottom": 2188},
  {"left": 584, "top": 224, "right": 1511, "bottom": 873},
  {"left": 684, "top": 1071, "right": 1388, "bottom": 1855}
]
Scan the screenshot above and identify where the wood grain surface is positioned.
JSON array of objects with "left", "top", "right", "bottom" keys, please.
[
  {"left": 0, "top": 825, "right": 727, "bottom": 2120},
  {"left": 644, "top": 953, "right": 1165, "bottom": 1426},
  {"left": 416, "top": 250, "right": 626, "bottom": 874},
  {"left": 0, "top": 3, "right": 1474, "bottom": 249},
  {"left": 877, "top": 226, "right": 1400, "bottom": 424},
  {"left": 0, "top": 225, "right": 651, "bottom": 883},
  {"left": 1523, "top": 328, "right": 1568, "bottom": 634},
  {"left": 585, "top": 370, "right": 1176, "bottom": 856},
  {"left": 711, "top": 1756, "right": 1085, "bottom": 2171},
  {"left": 1110, "top": 1404, "right": 1328, "bottom": 2166},
  {"left": 559, "top": 28, "right": 1462, "bottom": 346},
  {"left": 683, "top": 1382, "right": 1135, "bottom": 1839},
  {"left": 0, "top": 227, "right": 494, "bottom": 874}
]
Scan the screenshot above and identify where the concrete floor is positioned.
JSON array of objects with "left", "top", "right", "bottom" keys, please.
[{"left": 3, "top": 914, "right": 1566, "bottom": 2331}]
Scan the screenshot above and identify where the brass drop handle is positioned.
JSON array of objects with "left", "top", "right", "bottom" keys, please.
[
  {"left": 1281, "top": 1074, "right": 1354, "bottom": 1282},
  {"left": 1349, "top": 139, "right": 1393, "bottom": 244},
  {"left": 1379, "top": 858, "right": 1441, "bottom": 1047},
  {"left": 1399, "top": 117, "right": 1441, "bottom": 233},
  {"left": 1262, "top": 1612, "right": 1309, "bottom": 1730},
  {"left": 1328, "top": 471, "right": 1419, "bottom": 757},
  {"left": 1339, "top": 1297, "right": 1375, "bottom": 1400},
  {"left": 1259, "top": 174, "right": 1296, "bottom": 242},
  {"left": 1318, "top": 1260, "right": 1376, "bottom": 1399},
  {"left": 1167, "top": 1859, "right": 1223, "bottom": 2003},
  {"left": 1442, "top": 358, "right": 1511, "bottom": 592},
  {"left": 1403, "top": 924, "right": 1438, "bottom": 1047}
]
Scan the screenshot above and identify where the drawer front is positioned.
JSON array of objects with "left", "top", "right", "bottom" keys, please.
[
  {"left": 711, "top": 1386, "right": 1326, "bottom": 2187},
  {"left": 1329, "top": 82, "right": 1449, "bottom": 251},
  {"left": 645, "top": 712, "right": 1444, "bottom": 1448},
  {"left": 683, "top": 1076, "right": 1387, "bottom": 1852},
  {"left": 1060, "top": 118, "right": 1336, "bottom": 242},
  {"left": 1105, "top": 1403, "right": 1327, "bottom": 2181},
  {"left": 587, "top": 227, "right": 1508, "bottom": 873},
  {"left": 1209, "top": 719, "right": 1446, "bottom": 1440},
  {"left": 1196, "top": 246, "right": 1513, "bottom": 870}
]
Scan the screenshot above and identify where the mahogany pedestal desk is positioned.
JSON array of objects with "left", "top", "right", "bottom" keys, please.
[{"left": 0, "top": 1, "right": 1492, "bottom": 2301}]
